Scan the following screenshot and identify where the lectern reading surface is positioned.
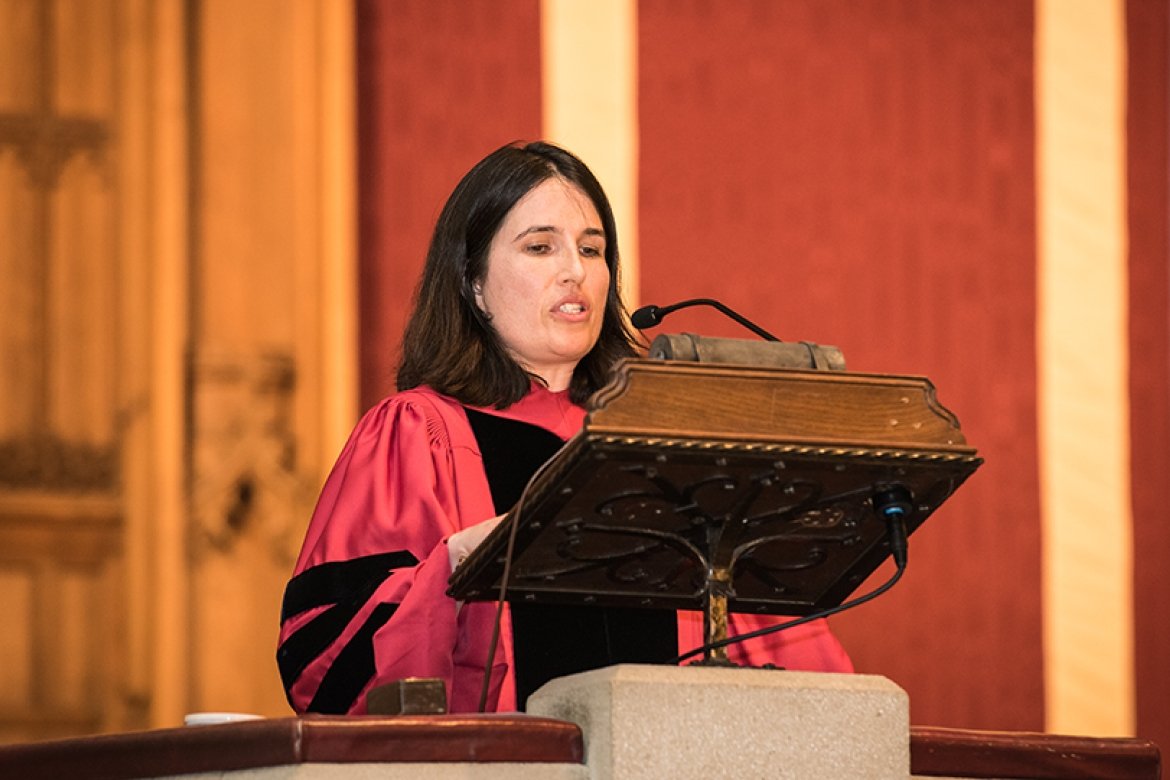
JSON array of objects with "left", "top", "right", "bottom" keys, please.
[{"left": 447, "top": 359, "right": 981, "bottom": 653}]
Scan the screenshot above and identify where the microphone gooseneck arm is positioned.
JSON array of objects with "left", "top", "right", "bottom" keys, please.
[{"left": 631, "top": 298, "right": 781, "bottom": 342}]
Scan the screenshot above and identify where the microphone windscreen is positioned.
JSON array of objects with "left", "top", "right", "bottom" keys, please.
[{"left": 629, "top": 305, "right": 661, "bottom": 329}]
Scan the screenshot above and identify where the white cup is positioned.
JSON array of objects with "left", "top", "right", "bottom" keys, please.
[{"left": 183, "top": 712, "right": 264, "bottom": 727}]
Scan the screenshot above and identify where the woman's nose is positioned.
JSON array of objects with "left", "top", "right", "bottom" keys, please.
[{"left": 557, "top": 248, "right": 586, "bottom": 284}]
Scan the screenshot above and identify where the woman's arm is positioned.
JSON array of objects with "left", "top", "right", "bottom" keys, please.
[{"left": 276, "top": 395, "right": 480, "bottom": 714}]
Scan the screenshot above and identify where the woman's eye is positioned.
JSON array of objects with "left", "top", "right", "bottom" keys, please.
[
  {"left": 580, "top": 245, "right": 603, "bottom": 257},
  {"left": 525, "top": 243, "right": 552, "bottom": 255}
]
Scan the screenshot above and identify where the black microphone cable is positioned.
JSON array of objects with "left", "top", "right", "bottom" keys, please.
[{"left": 475, "top": 447, "right": 565, "bottom": 712}]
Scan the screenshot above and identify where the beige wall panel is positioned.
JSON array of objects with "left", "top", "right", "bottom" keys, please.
[
  {"left": 0, "top": 567, "right": 33, "bottom": 711},
  {"left": 541, "top": 0, "right": 639, "bottom": 308},
  {"left": 194, "top": 538, "right": 289, "bottom": 715},
  {"left": 114, "top": 3, "right": 169, "bottom": 723},
  {"left": 53, "top": 0, "right": 116, "bottom": 115},
  {"left": 0, "top": 158, "right": 39, "bottom": 439},
  {"left": 47, "top": 157, "right": 116, "bottom": 445},
  {"left": 113, "top": 0, "right": 191, "bottom": 731},
  {"left": 50, "top": 568, "right": 99, "bottom": 712},
  {"left": 289, "top": 0, "right": 358, "bottom": 480},
  {"left": 189, "top": 0, "right": 356, "bottom": 718},
  {"left": 198, "top": 0, "right": 298, "bottom": 349},
  {"left": 0, "top": 0, "right": 198, "bottom": 741},
  {"left": 0, "top": 497, "right": 120, "bottom": 741},
  {"left": 1037, "top": 0, "right": 1132, "bottom": 736},
  {"left": 0, "top": 0, "right": 353, "bottom": 736},
  {"left": 0, "top": 0, "right": 38, "bottom": 110},
  {"left": 94, "top": 551, "right": 124, "bottom": 732}
]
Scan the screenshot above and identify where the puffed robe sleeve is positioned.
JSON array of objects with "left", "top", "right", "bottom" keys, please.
[{"left": 276, "top": 393, "right": 492, "bottom": 714}]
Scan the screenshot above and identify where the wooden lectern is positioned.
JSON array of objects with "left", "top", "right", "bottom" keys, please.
[{"left": 448, "top": 357, "right": 982, "bottom": 664}]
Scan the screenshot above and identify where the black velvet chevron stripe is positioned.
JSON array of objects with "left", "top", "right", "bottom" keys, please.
[
  {"left": 278, "top": 596, "right": 374, "bottom": 695},
  {"left": 462, "top": 405, "right": 677, "bottom": 711},
  {"left": 277, "top": 551, "right": 418, "bottom": 702},
  {"left": 463, "top": 407, "right": 565, "bottom": 513},
  {"left": 306, "top": 602, "right": 399, "bottom": 714},
  {"left": 280, "top": 550, "right": 419, "bottom": 621}
]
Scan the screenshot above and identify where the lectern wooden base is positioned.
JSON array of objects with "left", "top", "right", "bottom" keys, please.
[
  {"left": 0, "top": 706, "right": 1158, "bottom": 778},
  {"left": 526, "top": 664, "right": 910, "bottom": 780},
  {"left": 0, "top": 715, "right": 587, "bottom": 780}
]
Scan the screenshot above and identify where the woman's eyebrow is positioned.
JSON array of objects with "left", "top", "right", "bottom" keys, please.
[
  {"left": 512, "top": 225, "right": 557, "bottom": 241},
  {"left": 512, "top": 225, "right": 606, "bottom": 241}
]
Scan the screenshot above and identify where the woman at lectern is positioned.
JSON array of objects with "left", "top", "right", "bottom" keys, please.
[{"left": 276, "top": 141, "right": 852, "bottom": 716}]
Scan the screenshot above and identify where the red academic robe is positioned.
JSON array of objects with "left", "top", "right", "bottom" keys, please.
[{"left": 277, "top": 384, "right": 852, "bottom": 715}]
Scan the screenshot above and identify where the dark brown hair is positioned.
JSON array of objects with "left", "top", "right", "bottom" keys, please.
[{"left": 396, "top": 141, "right": 638, "bottom": 408}]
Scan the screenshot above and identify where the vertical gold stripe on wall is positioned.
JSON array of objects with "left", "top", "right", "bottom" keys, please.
[
  {"left": 313, "top": 0, "right": 358, "bottom": 472},
  {"left": 540, "top": 0, "right": 639, "bottom": 308},
  {"left": 1036, "top": 0, "right": 1133, "bottom": 736}
]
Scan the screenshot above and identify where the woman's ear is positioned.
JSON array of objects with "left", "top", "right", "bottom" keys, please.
[{"left": 472, "top": 279, "right": 486, "bottom": 314}]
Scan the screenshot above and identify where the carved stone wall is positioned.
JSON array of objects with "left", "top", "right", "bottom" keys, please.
[
  {"left": 188, "top": 348, "right": 319, "bottom": 716},
  {"left": 0, "top": 0, "right": 118, "bottom": 480},
  {"left": 0, "top": 0, "right": 355, "bottom": 741},
  {"left": 184, "top": 0, "right": 356, "bottom": 718},
  {"left": 190, "top": 349, "right": 312, "bottom": 566},
  {"left": 0, "top": 0, "right": 124, "bottom": 744}
]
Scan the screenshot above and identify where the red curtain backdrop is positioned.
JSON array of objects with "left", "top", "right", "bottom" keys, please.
[
  {"left": 1127, "top": 0, "right": 1170, "bottom": 756},
  {"left": 356, "top": 0, "right": 542, "bottom": 410},
  {"left": 356, "top": 0, "right": 1170, "bottom": 742},
  {"left": 638, "top": 0, "right": 1043, "bottom": 730}
]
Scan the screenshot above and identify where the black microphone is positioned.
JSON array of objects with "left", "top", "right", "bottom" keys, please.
[
  {"left": 872, "top": 485, "right": 913, "bottom": 569},
  {"left": 631, "top": 298, "right": 780, "bottom": 342}
]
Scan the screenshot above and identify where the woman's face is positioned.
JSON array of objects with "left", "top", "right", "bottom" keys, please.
[{"left": 474, "top": 177, "right": 611, "bottom": 392}]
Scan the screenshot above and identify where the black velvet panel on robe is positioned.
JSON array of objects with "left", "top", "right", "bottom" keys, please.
[{"left": 463, "top": 407, "right": 678, "bottom": 710}]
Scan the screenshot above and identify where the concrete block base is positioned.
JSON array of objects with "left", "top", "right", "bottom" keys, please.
[{"left": 527, "top": 664, "right": 909, "bottom": 780}]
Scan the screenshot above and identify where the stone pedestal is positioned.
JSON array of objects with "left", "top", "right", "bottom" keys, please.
[{"left": 527, "top": 664, "right": 909, "bottom": 780}]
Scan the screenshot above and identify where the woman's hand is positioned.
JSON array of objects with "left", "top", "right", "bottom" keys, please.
[{"left": 447, "top": 514, "right": 504, "bottom": 571}]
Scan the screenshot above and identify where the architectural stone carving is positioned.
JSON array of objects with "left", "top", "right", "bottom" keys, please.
[{"left": 189, "top": 349, "right": 317, "bottom": 566}]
